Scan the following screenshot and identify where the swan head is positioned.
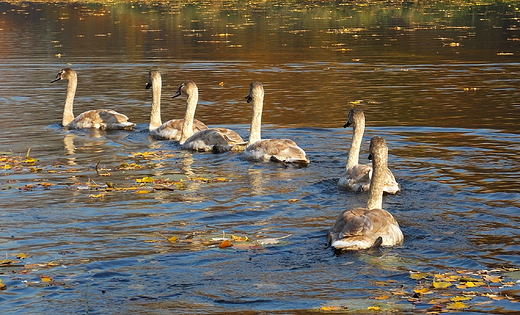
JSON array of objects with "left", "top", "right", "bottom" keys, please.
[
  {"left": 368, "top": 136, "right": 387, "bottom": 162},
  {"left": 245, "top": 81, "right": 264, "bottom": 103},
  {"left": 146, "top": 70, "right": 161, "bottom": 89},
  {"left": 343, "top": 107, "right": 365, "bottom": 128},
  {"left": 51, "top": 68, "right": 76, "bottom": 83},
  {"left": 172, "top": 80, "right": 197, "bottom": 99}
]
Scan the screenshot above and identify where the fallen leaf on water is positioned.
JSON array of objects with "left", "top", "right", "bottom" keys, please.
[
  {"left": 465, "top": 281, "right": 485, "bottom": 287},
  {"left": 0, "top": 280, "right": 6, "bottom": 290},
  {"left": 16, "top": 253, "right": 27, "bottom": 259},
  {"left": 451, "top": 295, "right": 472, "bottom": 302},
  {"left": 231, "top": 235, "right": 248, "bottom": 242},
  {"left": 482, "top": 275, "right": 502, "bottom": 283},
  {"left": 320, "top": 305, "right": 347, "bottom": 311},
  {"left": 168, "top": 236, "right": 178, "bottom": 243},
  {"left": 447, "top": 301, "right": 466, "bottom": 310},
  {"left": 219, "top": 240, "right": 233, "bottom": 249},
  {"left": 414, "top": 287, "right": 431, "bottom": 294},
  {"left": 410, "top": 272, "right": 429, "bottom": 280},
  {"left": 432, "top": 281, "right": 452, "bottom": 289},
  {"left": 374, "top": 295, "right": 389, "bottom": 300},
  {"left": 89, "top": 194, "right": 105, "bottom": 198},
  {"left": 367, "top": 305, "right": 380, "bottom": 311},
  {"left": 40, "top": 275, "right": 53, "bottom": 282},
  {"left": 136, "top": 177, "right": 154, "bottom": 183}
]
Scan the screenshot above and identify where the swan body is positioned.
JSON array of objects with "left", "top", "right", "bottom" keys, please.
[
  {"left": 173, "top": 81, "right": 245, "bottom": 152},
  {"left": 147, "top": 70, "right": 207, "bottom": 140},
  {"left": 243, "top": 81, "right": 309, "bottom": 167},
  {"left": 338, "top": 107, "right": 400, "bottom": 194},
  {"left": 51, "top": 68, "right": 135, "bottom": 130},
  {"left": 328, "top": 136, "right": 404, "bottom": 251}
]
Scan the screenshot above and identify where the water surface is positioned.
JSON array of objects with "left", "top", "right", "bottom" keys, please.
[{"left": 0, "top": 1, "right": 519, "bottom": 314}]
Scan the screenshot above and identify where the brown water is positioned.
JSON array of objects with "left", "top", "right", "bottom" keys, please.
[{"left": 0, "top": 1, "right": 519, "bottom": 314}]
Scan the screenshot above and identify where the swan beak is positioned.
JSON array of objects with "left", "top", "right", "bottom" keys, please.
[
  {"left": 245, "top": 95, "right": 253, "bottom": 103},
  {"left": 172, "top": 84, "right": 183, "bottom": 98},
  {"left": 51, "top": 75, "right": 61, "bottom": 83},
  {"left": 343, "top": 121, "right": 352, "bottom": 128},
  {"left": 145, "top": 82, "right": 152, "bottom": 89}
]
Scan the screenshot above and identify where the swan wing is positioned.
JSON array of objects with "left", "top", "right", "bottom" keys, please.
[
  {"left": 70, "top": 109, "right": 134, "bottom": 130},
  {"left": 245, "top": 139, "right": 309, "bottom": 166},
  {"left": 328, "top": 208, "right": 403, "bottom": 250}
]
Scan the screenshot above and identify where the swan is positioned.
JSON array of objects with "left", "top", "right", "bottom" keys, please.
[
  {"left": 51, "top": 68, "right": 135, "bottom": 130},
  {"left": 338, "top": 107, "right": 400, "bottom": 194},
  {"left": 243, "top": 81, "right": 309, "bottom": 167},
  {"left": 146, "top": 71, "right": 208, "bottom": 140},
  {"left": 173, "top": 81, "right": 245, "bottom": 152},
  {"left": 328, "top": 136, "right": 404, "bottom": 251}
]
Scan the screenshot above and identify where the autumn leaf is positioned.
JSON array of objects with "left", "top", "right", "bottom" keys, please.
[
  {"left": 413, "top": 287, "right": 431, "bottom": 294},
  {"left": 219, "top": 240, "right": 233, "bottom": 249},
  {"left": 168, "top": 236, "right": 179, "bottom": 243},
  {"left": 16, "top": 253, "right": 27, "bottom": 259},
  {"left": 0, "top": 279, "right": 6, "bottom": 290},
  {"left": 320, "top": 305, "right": 347, "bottom": 311},
  {"left": 231, "top": 235, "right": 248, "bottom": 242},
  {"left": 410, "top": 272, "right": 429, "bottom": 280},
  {"left": 367, "top": 306, "right": 380, "bottom": 311},
  {"left": 450, "top": 295, "right": 472, "bottom": 302},
  {"left": 432, "top": 281, "right": 452, "bottom": 289},
  {"left": 447, "top": 301, "right": 466, "bottom": 310},
  {"left": 374, "top": 295, "right": 389, "bottom": 300},
  {"left": 136, "top": 177, "right": 154, "bottom": 183},
  {"left": 40, "top": 275, "right": 53, "bottom": 283}
]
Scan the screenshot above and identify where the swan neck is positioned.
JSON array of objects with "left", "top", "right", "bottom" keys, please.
[
  {"left": 179, "top": 89, "right": 198, "bottom": 144},
  {"left": 62, "top": 74, "right": 77, "bottom": 126},
  {"left": 248, "top": 94, "right": 263, "bottom": 145},
  {"left": 346, "top": 119, "right": 364, "bottom": 169},
  {"left": 149, "top": 77, "right": 162, "bottom": 130},
  {"left": 366, "top": 150, "right": 386, "bottom": 210}
]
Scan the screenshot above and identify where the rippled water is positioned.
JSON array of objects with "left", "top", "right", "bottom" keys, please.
[{"left": 0, "top": 1, "right": 519, "bottom": 314}]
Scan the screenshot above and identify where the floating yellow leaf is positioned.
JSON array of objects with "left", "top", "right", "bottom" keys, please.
[
  {"left": 40, "top": 275, "right": 53, "bottom": 282},
  {"left": 218, "top": 81, "right": 224, "bottom": 86},
  {"left": 136, "top": 177, "right": 154, "bottom": 183},
  {"left": 231, "top": 235, "right": 248, "bottom": 242},
  {"left": 432, "top": 281, "right": 452, "bottom": 289},
  {"left": 288, "top": 199, "right": 299, "bottom": 203},
  {"left": 23, "top": 158, "right": 38, "bottom": 163},
  {"left": 374, "top": 295, "right": 389, "bottom": 300},
  {"left": 320, "top": 306, "right": 346, "bottom": 311},
  {"left": 482, "top": 275, "right": 502, "bottom": 283},
  {"left": 465, "top": 281, "right": 485, "bottom": 287},
  {"left": 414, "top": 287, "right": 430, "bottom": 294},
  {"left": 0, "top": 280, "right": 6, "bottom": 290},
  {"left": 447, "top": 301, "right": 466, "bottom": 310},
  {"left": 367, "top": 306, "right": 380, "bottom": 311},
  {"left": 451, "top": 296, "right": 472, "bottom": 302},
  {"left": 89, "top": 194, "right": 105, "bottom": 198},
  {"left": 16, "top": 253, "right": 27, "bottom": 259},
  {"left": 168, "top": 236, "right": 179, "bottom": 243},
  {"left": 136, "top": 190, "right": 151, "bottom": 194},
  {"left": 410, "top": 272, "right": 429, "bottom": 280}
]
